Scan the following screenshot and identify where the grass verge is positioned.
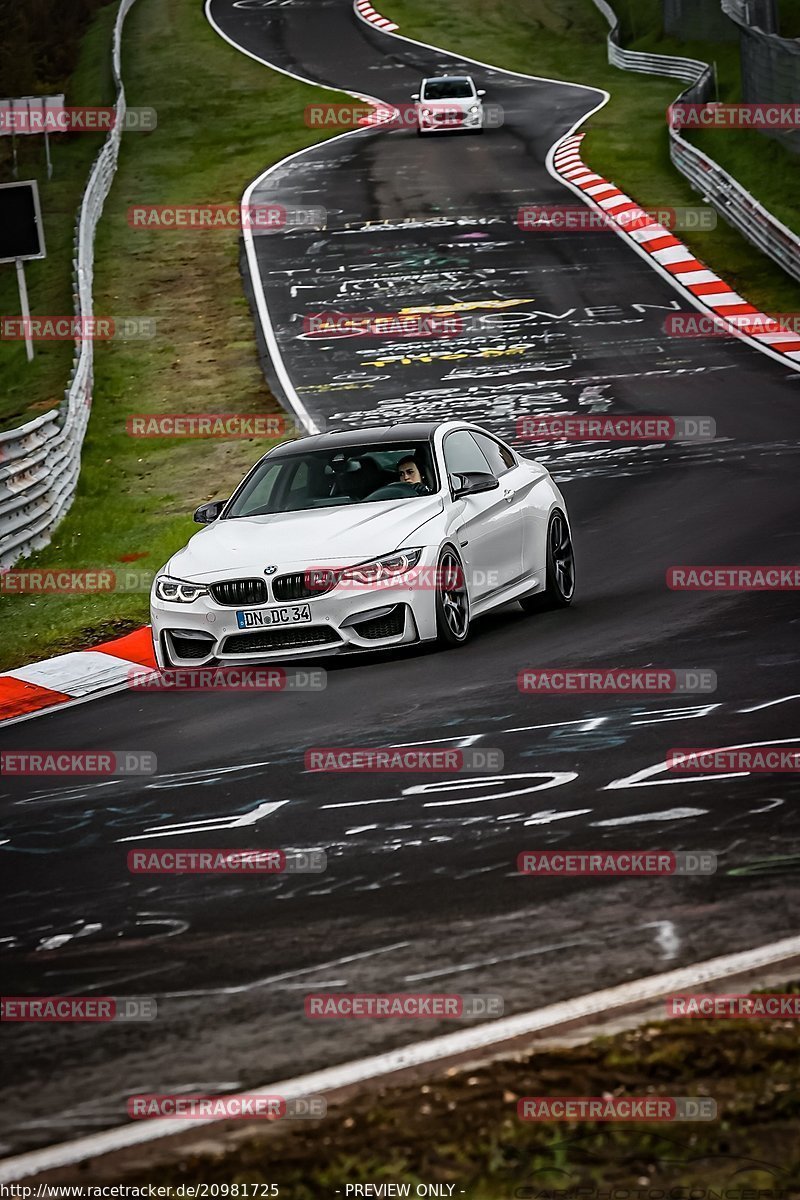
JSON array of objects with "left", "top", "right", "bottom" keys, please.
[
  {"left": 0, "top": 4, "right": 116, "bottom": 431},
  {"left": 0, "top": 0, "right": 350, "bottom": 671},
  {"left": 73, "top": 987, "right": 800, "bottom": 1193},
  {"left": 377, "top": 0, "right": 800, "bottom": 314}
]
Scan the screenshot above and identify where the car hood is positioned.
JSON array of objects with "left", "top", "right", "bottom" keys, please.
[{"left": 166, "top": 497, "right": 444, "bottom": 582}]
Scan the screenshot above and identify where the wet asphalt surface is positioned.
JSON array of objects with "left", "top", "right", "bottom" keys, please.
[{"left": 1, "top": 0, "right": 799, "bottom": 1160}]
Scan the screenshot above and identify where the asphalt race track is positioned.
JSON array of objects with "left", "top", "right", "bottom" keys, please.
[{"left": 2, "top": 0, "right": 800, "bottom": 1159}]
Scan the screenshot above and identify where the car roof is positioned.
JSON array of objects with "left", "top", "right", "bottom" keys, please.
[
  {"left": 266, "top": 422, "right": 443, "bottom": 456},
  {"left": 422, "top": 75, "right": 473, "bottom": 83}
]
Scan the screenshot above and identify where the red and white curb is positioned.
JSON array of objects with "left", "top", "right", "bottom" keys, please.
[
  {"left": 354, "top": 0, "right": 398, "bottom": 32},
  {"left": 551, "top": 133, "right": 800, "bottom": 368},
  {"left": 0, "top": 627, "right": 154, "bottom": 724},
  {"left": 1, "top": 934, "right": 798, "bottom": 1182},
  {"left": 356, "top": 101, "right": 401, "bottom": 127},
  {"left": 349, "top": 7, "right": 800, "bottom": 373}
]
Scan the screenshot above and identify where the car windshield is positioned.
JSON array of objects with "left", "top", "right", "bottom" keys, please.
[
  {"left": 422, "top": 79, "right": 474, "bottom": 100},
  {"left": 226, "top": 441, "right": 439, "bottom": 518}
]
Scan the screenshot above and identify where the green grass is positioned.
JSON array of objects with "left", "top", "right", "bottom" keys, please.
[
  {"left": 79, "top": 991, "right": 800, "bottom": 1194},
  {"left": 378, "top": 0, "right": 800, "bottom": 314},
  {"left": 0, "top": 0, "right": 353, "bottom": 671},
  {"left": 0, "top": 4, "right": 116, "bottom": 431}
]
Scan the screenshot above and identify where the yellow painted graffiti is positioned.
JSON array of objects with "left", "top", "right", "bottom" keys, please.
[
  {"left": 362, "top": 344, "right": 531, "bottom": 367},
  {"left": 297, "top": 383, "right": 374, "bottom": 392},
  {"left": 398, "top": 298, "right": 536, "bottom": 315}
]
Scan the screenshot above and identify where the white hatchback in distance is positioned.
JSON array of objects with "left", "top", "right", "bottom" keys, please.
[{"left": 413, "top": 75, "right": 486, "bottom": 135}]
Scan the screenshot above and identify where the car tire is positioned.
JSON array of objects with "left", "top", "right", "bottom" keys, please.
[
  {"left": 519, "top": 510, "right": 575, "bottom": 613},
  {"left": 435, "top": 546, "right": 471, "bottom": 646}
]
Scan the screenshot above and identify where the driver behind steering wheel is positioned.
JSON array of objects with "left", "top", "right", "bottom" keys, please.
[{"left": 397, "top": 454, "right": 431, "bottom": 495}]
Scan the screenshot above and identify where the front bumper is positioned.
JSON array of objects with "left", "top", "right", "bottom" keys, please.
[
  {"left": 417, "top": 108, "right": 483, "bottom": 132},
  {"left": 150, "top": 558, "right": 441, "bottom": 668}
]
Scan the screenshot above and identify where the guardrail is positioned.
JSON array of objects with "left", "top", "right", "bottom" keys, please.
[
  {"left": 588, "top": 0, "right": 800, "bottom": 286},
  {"left": 721, "top": 0, "right": 751, "bottom": 22},
  {"left": 592, "top": 0, "right": 709, "bottom": 81},
  {"left": 669, "top": 129, "right": 800, "bottom": 281},
  {"left": 721, "top": 0, "right": 778, "bottom": 34},
  {"left": 0, "top": 0, "right": 139, "bottom": 569},
  {"left": 721, "top": 0, "right": 800, "bottom": 154}
]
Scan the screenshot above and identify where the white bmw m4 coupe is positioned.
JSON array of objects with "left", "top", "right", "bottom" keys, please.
[{"left": 150, "top": 421, "right": 575, "bottom": 668}]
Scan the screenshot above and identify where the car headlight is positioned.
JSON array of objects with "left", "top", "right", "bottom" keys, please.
[
  {"left": 468, "top": 105, "right": 480, "bottom": 115},
  {"left": 154, "top": 576, "right": 209, "bottom": 603},
  {"left": 338, "top": 549, "right": 422, "bottom": 587},
  {"left": 421, "top": 107, "right": 433, "bottom": 118}
]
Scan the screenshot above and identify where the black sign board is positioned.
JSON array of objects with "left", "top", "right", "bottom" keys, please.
[{"left": 0, "top": 179, "right": 46, "bottom": 263}]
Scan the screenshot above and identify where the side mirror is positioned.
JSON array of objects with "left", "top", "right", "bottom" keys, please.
[
  {"left": 193, "top": 499, "right": 226, "bottom": 523},
  {"left": 477, "top": 89, "right": 486, "bottom": 97},
  {"left": 411, "top": 93, "right": 420, "bottom": 100},
  {"left": 451, "top": 472, "right": 499, "bottom": 498}
]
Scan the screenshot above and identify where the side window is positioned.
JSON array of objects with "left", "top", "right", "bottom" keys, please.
[
  {"left": 472, "top": 432, "right": 515, "bottom": 475},
  {"left": 443, "top": 430, "right": 494, "bottom": 479}
]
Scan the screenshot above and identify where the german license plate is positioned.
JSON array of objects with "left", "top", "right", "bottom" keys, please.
[{"left": 236, "top": 603, "right": 312, "bottom": 629}]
